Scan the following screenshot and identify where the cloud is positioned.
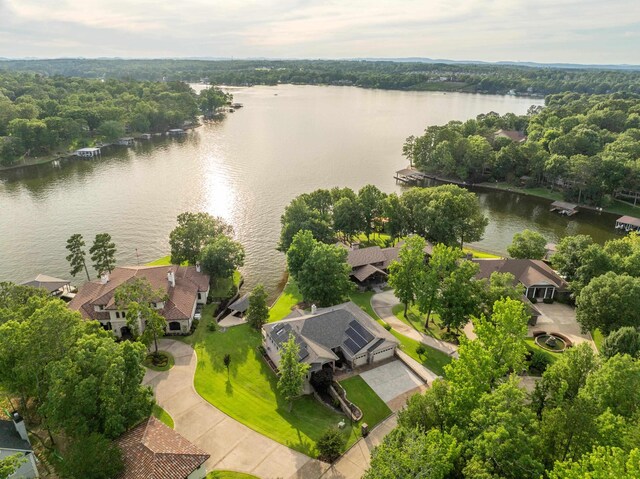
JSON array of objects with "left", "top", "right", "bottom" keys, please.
[{"left": 0, "top": 0, "right": 638, "bottom": 63}]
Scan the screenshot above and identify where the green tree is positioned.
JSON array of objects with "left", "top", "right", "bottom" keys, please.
[
  {"left": 198, "top": 86, "right": 231, "bottom": 115},
  {"left": 277, "top": 333, "right": 310, "bottom": 411},
  {"left": 246, "top": 284, "right": 269, "bottom": 330},
  {"left": 316, "top": 428, "right": 345, "bottom": 463},
  {"left": 97, "top": 120, "right": 125, "bottom": 141},
  {"left": 551, "top": 234, "right": 594, "bottom": 282},
  {"left": 479, "top": 271, "right": 525, "bottom": 316},
  {"left": 0, "top": 282, "right": 49, "bottom": 325},
  {"left": 278, "top": 197, "right": 333, "bottom": 252},
  {"left": 388, "top": 236, "right": 427, "bottom": 317},
  {"left": 364, "top": 427, "right": 460, "bottom": 479},
  {"left": 333, "top": 196, "right": 365, "bottom": 243},
  {"left": 223, "top": 353, "right": 231, "bottom": 377},
  {"left": 57, "top": 433, "right": 124, "bottom": 479},
  {"left": 169, "top": 212, "right": 234, "bottom": 265},
  {"left": 286, "top": 230, "right": 317, "bottom": 281},
  {"left": 0, "top": 454, "right": 25, "bottom": 479},
  {"left": 507, "top": 229, "right": 547, "bottom": 259},
  {"left": 602, "top": 327, "right": 640, "bottom": 359},
  {"left": 66, "top": 233, "right": 91, "bottom": 281},
  {"left": 199, "top": 235, "right": 245, "bottom": 280},
  {"left": 548, "top": 447, "right": 640, "bottom": 479},
  {"left": 358, "top": 184, "right": 386, "bottom": 240},
  {"left": 90, "top": 233, "right": 117, "bottom": 277},
  {"left": 576, "top": 272, "right": 640, "bottom": 334},
  {"left": 436, "top": 259, "right": 481, "bottom": 332},
  {"left": 114, "top": 277, "right": 168, "bottom": 355},
  {"left": 296, "top": 243, "right": 354, "bottom": 307},
  {"left": 382, "top": 193, "right": 407, "bottom": 243}
]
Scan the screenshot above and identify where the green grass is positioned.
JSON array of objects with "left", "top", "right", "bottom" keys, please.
[
  {"left": 390, "top": 329, "right": 452, "bottom": 377},
  {"left": 146, "top": 255, "right": 173, "bottom": 266},
  {"left": 463, "top": 246, "right": 502, "bottom": 259},
  {"left": 392, "top": 303, "right": 446, "bottom": 340},
  {"left": 354, "top": 232, "right": 394, "bottom": 248},
  {"left": 591, "top": 329, "right": 604, "bottom": 352},
  {"left": 211, "top": 271, "right": 243, "bottom": 301},
  {"left": 143, "top": 351, "right": 175, "bottom": 371},
  {"left": 206, "top": 472, "right": 259, "bottom": 479},
  {"left": 339, "top": 376, "right": 391, "bottom": 428},
  {"left": 152, "top": 404, "right": 174, "bottom": 429},
  {"left": 349, "top": 291, "right": 378, "bottom": 320},
  {"left": 525, "top": 337, "right": 559, "bottom": 364},
  {"left": 268, "top": 279, "right": 303, "bottom": 322},
  {"left": 187, "top": 321, "right": 356, "bottom": 457}
]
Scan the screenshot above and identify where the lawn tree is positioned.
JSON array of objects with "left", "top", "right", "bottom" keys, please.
[
  {"left": 576, "top": 272, "right": 640, "bottom": 334},
  {"left": 278, "top": 197, "right": 333, "bottom": 252},
  {"left": 286, "top": 230, "right": 317, "bottom": 281},
  {"left": 571, "top": 243, "right": 613, "bottom": 295},
  {"left": 333, "top": 196, "right": 365, "bottom": 243},
  {"left": 296, "top": 242, "right": 354, "bottom": 307},
  {"left": 383, "top": 193, "right": 407, "bottom": 244},
  {"left": 0, "top": 454, "right": 24, "bottom": 479},
  {"left": 246, "top": 284, "right": 269, "bottom": 330},
  {"left": 550, "top": 234, "right": 594, "bottom": 282},
  {"left": 114, "top": 277, "right": 168, "bottom": 356},
  {"left": 398, "top": 379, "right": 452, "bottom": 433},
  {"left": 199, "top": 235, "right": 245, "bottom": 280},
  {"left": 90, "top": 233, "right": 117, "bottom": 277},
  {"left": 436, "top": 259, "right": 481, "bottom": 333},
  {"left": 357, "top": 184, "right": 386, "bottom": 240},
  {"left": 548, "top": 447, "right": 640, "bottom": 479},
  {"left": 388, "top": 235, "right": 427, "bottom": 318},
  {"left": 479, "top": 272, "right": 524, "bottom": 317},
  {"left": 169, "top": 212, "right": 234, "bottom": 265},
  {"left": 507, "top": 229, "right": 547, "bottom": 259},
  {"left": 364, "top": 427, "right": 459, "bottom": 479},
  {"left": 277, "top": 333, "right": 310, "bottom": 412},
  {"left": 57, "top": 433, "right": 124, "bottom": 479},
  {"left": 223, "top": 353, "right": 231, "bottom": 377},
  {"left": 601, "top": 326, "right": 640, "bottom": 359},
  {"left": 415, "top": 244, "right": 460, "bottom": 328},
  {"left": 66, "top": 233, "right": 91, "bottom": 281},
  {"left": 316, "top": 428, "right": 346, "bottom": 463}
]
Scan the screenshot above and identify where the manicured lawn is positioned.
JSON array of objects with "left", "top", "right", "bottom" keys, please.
[
  {"left": 152, "top": 404, "right": 174, "bottom": 429},
  {"left": 349, "top": 291, "right": 378, "bottom": 320},
  {"left": 268, "top": 279, "right": 303, "bottom": 322},
  {"left": 143, "top": 351, "right": 175, "bottom": 371},
  {"left": 592, "top": 329, "right": 604, "bottom": 352},
  {"left": 463, "top": 246, "right": 502, "bottom": 259},
  {"left": 339, "top": 376, "right": 391, "bottom": 428},
  {"left": 390, "top": 330, "right": 452, "bottom": 377},
  {"left": 355, "top": 232, "right": 394, "bottom": 248},
  {"left": 146, "top": 255, "right": 173, "bottom": 266},
  {"left": 525, "top": 337, "right": 559, "bottom": 365},
  {"left": 211, "top": 271, "right": 242, "bottom": 301},
  {"left": 392, "top": 303, "right": 446, "bottom": 340},
  {"left": 186, "top": 322, "right": 356, "bottom": 457},
  {"left": 206, "top": 471, "right": 259, "bottom": 479}
]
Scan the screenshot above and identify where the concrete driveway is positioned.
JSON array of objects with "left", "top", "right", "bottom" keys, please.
[
  {"left": 531, "top": 302, "right": 595, "bottom": 348},
  {"left": 144, "top": 339, "right": 328, "bottom": 479},
  {"left": 360, "top": 360, "right": 424, "bottom": 403}
]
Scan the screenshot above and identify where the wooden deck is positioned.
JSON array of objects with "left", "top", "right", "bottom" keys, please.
[{"left": 550, "top": 201, "right": 578, "bottom": 216}]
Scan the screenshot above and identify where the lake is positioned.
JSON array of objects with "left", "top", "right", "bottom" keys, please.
[{"left": 0, "top": 84, "right": 618, "bottom": 298}]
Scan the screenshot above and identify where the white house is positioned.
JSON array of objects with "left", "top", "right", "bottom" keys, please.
[
  {"left": 0, "top": 412, "right": 39, "bottom": 479},
  {"left": 69, "top": 265, "right": 209, "bottom": 338},
  {"left": 262, "top": 302, "right": 398, "bottom": 393}
]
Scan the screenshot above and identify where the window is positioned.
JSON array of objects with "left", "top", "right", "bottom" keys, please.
[
  {"left": 169, "top": 321, "right": 181, "bottom": 331},
  {"left": 115, "top": 312, "right": 120, "bottom": 319},
  {"left": 122, "top": 311, "right": 126, "bottom": 318}
]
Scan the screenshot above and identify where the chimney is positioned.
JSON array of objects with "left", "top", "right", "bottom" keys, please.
[
  {"left": 100, "top": 273, "right": 109, "bottom": 284},
  {"left": 167, "top": 270, "right": 175, "bottom": 287},
  {"left": 196, "top": 261, "right": 201, "bottom": 273},
  {"left": 11, "top": 411, "right": 29, "bottom": 442},
  {"left": 311, "top": 304, "right": 317, "bottom": 315}
]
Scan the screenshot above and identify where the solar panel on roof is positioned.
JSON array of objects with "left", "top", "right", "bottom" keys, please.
[
  {"left": 345, "top": 327, "right": 368, "bottom": 349},
  {"left": 349, "top": 320, "right": 374, "bottom": 343},
  {"left": 343, "top": 337, "right": 360, "bottom": 355}
]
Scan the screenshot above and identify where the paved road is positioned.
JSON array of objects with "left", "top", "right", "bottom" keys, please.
[
  {"left": 371, "top": 291, "right": 459, "bottom": 357},
  {"left": 144, "top": 339, "right": 329, "bottom": 479}
]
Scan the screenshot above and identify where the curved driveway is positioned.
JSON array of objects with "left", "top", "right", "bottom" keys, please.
[{"left": 143, "top": 339, "right": 328, "bottom": 479}]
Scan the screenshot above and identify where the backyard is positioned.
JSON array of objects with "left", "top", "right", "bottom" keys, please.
[{"left": 392, "top": 303, "right": 447, "bottom": 340}]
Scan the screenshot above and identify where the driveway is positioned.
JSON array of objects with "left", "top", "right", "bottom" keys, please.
[
  {"left": 144, "top": 339, "right": 328, "bottom": 479},
  {"left": 360, "top": 360, "right": 424, "bottom": 403},
  {"left": 531, "top": 302, "right": 595, "bottom": 349}
]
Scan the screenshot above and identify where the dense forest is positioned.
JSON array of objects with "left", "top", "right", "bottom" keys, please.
[
  {"left": 0, "top": 71, "right": 230, "bottom": 165},
  {"left": 2, "top": 58, "right": 640, "bottom": 96},
  {"left": 405, "top": 92, "right": 640, "bottom": 206}
]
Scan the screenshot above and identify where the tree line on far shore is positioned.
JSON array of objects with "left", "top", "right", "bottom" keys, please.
[
  {"left": 0, "top": 71, "right": 231, "bottom": 165},
  {"left": 405, "top": 92, "right": 640, "bottom": 207}
]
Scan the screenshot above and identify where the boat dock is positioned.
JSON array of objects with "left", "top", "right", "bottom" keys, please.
[
  {"left": 615, "top": 215, "right": 640, "bottom": 232},
  {"left": 550, "top": 201, "right": 578, "bottom": 216},
  {"left": 394, "top": 168, "right": 430, "bottom": 185}
]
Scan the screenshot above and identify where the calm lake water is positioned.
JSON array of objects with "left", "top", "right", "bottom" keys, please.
[{"left": 0, "top": 85, "right": 618, "bottom": 298}]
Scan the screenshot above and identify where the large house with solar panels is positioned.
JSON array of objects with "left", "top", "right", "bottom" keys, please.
[{"left": 262, "top": 301, "right": 399, "bottom": 393}]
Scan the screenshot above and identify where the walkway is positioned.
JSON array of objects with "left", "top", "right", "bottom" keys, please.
[
  {"left": 371, "top": 291, "right": 459, "bottom": 358},
  {"left": 144, "top": 339, "right": 328, "bottom": 479}
]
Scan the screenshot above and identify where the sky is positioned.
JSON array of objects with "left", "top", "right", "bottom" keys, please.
[{"left": 1, "top": 0, "right": 639, "bottom": 64}]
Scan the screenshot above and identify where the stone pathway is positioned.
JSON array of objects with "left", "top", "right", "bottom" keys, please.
[
  {"left": 144, "top": 339, "right": 328, "bottom": 479},
  {"left": 371, "top": 291, "right": 459, "bottom": 358}
]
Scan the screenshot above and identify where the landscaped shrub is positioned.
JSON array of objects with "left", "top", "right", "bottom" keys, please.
[
  {"left": 310, "top": 368, "right": 334, "bottom": 394},
  {"left": 416, "top": 345, "right": 426, "bottom": 356},
  {"left": 207, "top": 320, "right": 217, "bottom": 332},
  {"left": 529, "top": 349, "right": 552, "bottom": 375},
  {"left": 530, "top": 297, "right": 538, "bottom": 304},
  {"left": 543, "top": 297, "right": 554, "bottom": 304},
  {"left": 316, "top": 427, "right": 345, "bottom": 463},
  {"left": 190, "top": 318, "right": 200, "bottom": 334},
  {"left": 382, "top": 322, "right": 392, "bottom": 331}
]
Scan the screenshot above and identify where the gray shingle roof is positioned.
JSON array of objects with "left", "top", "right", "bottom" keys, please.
[{"left": 0, "top": 420, "right": 31, "bottom": 452}]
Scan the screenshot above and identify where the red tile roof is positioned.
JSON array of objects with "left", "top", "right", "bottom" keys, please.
[
  {"left": 68, "top": 265, "right": 209, "bottom": 321},
  {"left": 116, "top": 417, "right": 209, "bottom": 479}
]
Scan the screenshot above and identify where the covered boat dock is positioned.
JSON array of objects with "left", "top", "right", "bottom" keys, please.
[
  {"left": 394, "top": 168, "right": 429, "bottom": 185},
  {"left": 550, "top": 201, "right": 578, "bottom": 216},
  {"left": 616, "top": 215, "right": 640, "bottom": 232}
]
